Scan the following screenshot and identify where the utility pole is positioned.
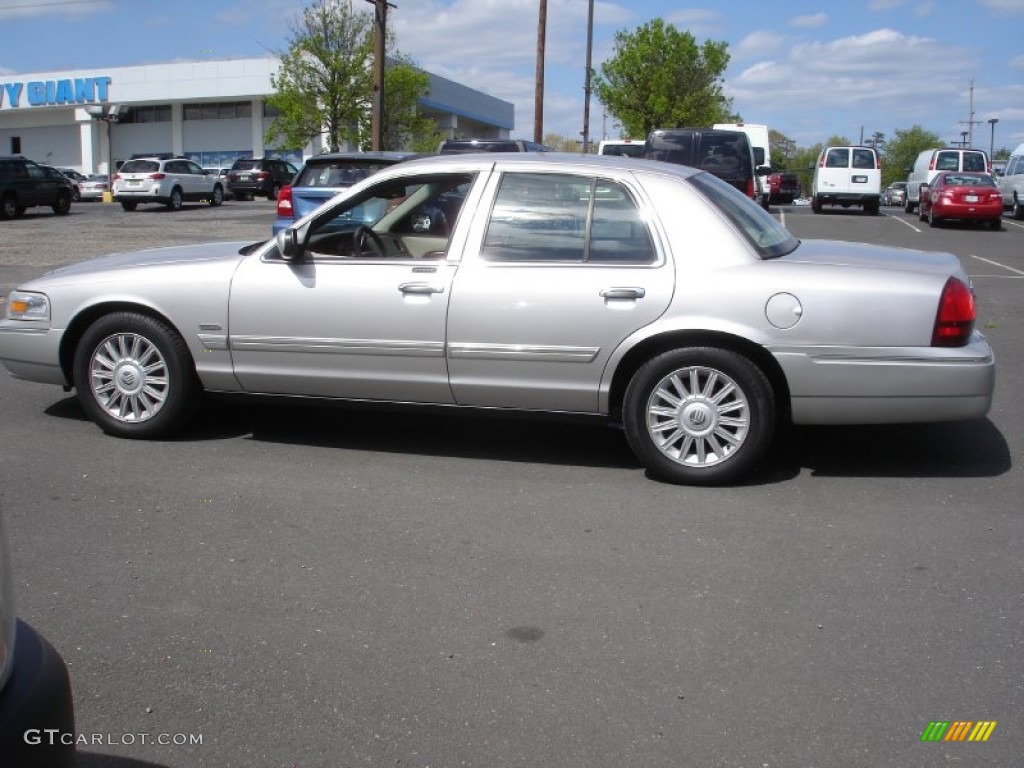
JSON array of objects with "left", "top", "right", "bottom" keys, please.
[
  {"left": 366, "top": 0, "right": 395, "bottom": 151},
  {"left": 581, "top": 0, "right": 594, "bottom": 154},
  {"left": 958, "top": 77, "right": 983, "bottom": 148},
  {"left": 534, "top": 0, "right": 546, "bottom": 144}
]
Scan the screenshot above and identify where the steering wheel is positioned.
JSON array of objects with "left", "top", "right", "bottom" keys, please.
[{"left": 354, "top": 225, "right": 387, "bottom": 257}]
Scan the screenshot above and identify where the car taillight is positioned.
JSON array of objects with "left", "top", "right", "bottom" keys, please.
[
  {"left": 149, "top": 173, "right": 166, "bottom": 180},
  {"left": 276, "top": 184, "right": 293, "bottom": 218},
  {"left": 111, "top": 173, "right": 121, "bottom": 181},
  {"left": 257, "top": 171, "right": 269, "bottom": 180},
  {"left": 746, "top": 179, "right": 755, "bottom": 198},
  {"left": 932, "top": 277, "right": 975, "bottom": 347}
]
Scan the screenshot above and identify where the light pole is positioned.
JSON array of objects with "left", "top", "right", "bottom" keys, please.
[
  {"left": 85, "top": 104, "right": 125, "bottom": 201},
  {"left": 988, "top": 118, "right": 999, "bottom": 163}
]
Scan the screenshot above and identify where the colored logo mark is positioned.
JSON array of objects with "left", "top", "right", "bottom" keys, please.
[{"left": 921, "top": 721, "right": 997, "bottom": 742}]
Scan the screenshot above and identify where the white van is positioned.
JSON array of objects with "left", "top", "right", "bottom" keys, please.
[
  {"left": 597, "top": 139, "right": 644, "bottom": 158},
  {"left": 714, "top": 122, "right": 771, "bottom": 208},
  {"left": 996, "top": 142, "right": 1024, "bottom": 220},
  {"left": 811, "top": 145, "right": 882, "bottom": 215},
  {"left": 904, "top": 147, "right": 989, "bottom": 213}
]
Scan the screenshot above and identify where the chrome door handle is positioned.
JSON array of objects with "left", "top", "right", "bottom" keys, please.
[
  {"left": 600, "top": 287, "right": 646, "bottom": 300},
  {"left": 399, "top": 282, "right": 444, "bottom": 295}
]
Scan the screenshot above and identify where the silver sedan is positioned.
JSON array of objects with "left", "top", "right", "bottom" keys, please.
[{"left": 0, "top": 154, "right": 995, "bottom": 485}]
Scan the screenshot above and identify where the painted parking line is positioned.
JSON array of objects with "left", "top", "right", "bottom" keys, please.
[
  {"left": 969, "top": 253, "right": 1024, "bottom": 276},
  {"left": 884, "top": 212, "right": 922, "bottom": 233}
]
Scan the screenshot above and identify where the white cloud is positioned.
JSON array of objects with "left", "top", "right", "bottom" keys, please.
[
  {"left": 789, "top": 13, "right": 827, "bottom": 28},
  {"left": 1012, "top": 54, "right": 1024, "bottom": 67},
  {"left": 663, "top": 8, "right": 722, "bottom": 37},
  {"left": 914, "top": 1, "right": 936, "bottom": 17},
  {"left": 734, "top": 31, "right": 787, "bottom": 60}
]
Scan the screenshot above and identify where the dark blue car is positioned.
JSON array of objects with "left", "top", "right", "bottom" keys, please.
[{"left": 272, "top": 152, "right": 419, "bottom": 234}]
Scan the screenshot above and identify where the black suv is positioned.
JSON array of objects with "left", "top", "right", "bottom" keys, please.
[
  {"left": 644, "top": 129, "right": 766, "bottom": 202},
  {"left": 227, "top": 158, "right": 296, "bottom": 200},
  {"left": 0, "top": 155, "right": 74, "bottom": 219}
]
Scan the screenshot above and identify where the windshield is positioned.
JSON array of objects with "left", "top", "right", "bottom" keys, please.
[
  {"left": 689, "top": 171, "right": 799, "bottom": 259},
  {"left": 295, "top": 160, "right": 398, "bottom": 188},
  {"left": 119, "top": 160, "right": 160, "bottom": 174}
]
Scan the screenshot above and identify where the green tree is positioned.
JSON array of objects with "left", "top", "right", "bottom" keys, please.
[
  {"left": 593, "top": 19, "right": 733, "bottom": 138},
  {"left": 543, "top": 132, "right": 581, "bottom": 152},
  {"left": 266, "top": 0, "right": 436, "bottom": 153},
  {"left": 882, "top": 125, "right": 942, "bottom": 187}
]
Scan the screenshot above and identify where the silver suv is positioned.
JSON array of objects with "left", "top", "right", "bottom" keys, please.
[{"left": 113, "top": 156, "right": 224, "bottom": 211}]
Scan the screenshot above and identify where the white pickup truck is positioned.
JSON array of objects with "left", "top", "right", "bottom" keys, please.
[{"left": 996, "top": 142, "right": 1024, "bottom": 220}]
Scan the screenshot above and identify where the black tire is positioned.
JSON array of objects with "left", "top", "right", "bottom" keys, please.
[
  {"left": 928, "top": 207, "right": 939, "bottom": 227},
  {"left": 990, "top": 218, "right": 1002, "bottom": 231},
  {"left": 52, "top": 191, "right": 71, "bottom": 216},
  {"left": 811, "top": 196, "right": 822, "bottom": 214},
  {"left": 864, "top": 198, "right": 879, "bottom": 216},
  {"left": 623, "top": 347, "right": 776, "bottom": 485},
  {"left": 268, "top": 183, "right": 280, "bottom": 201},
  {"left": 1013, "top": 197, "right": 1023, "bottom": 220},
  {"left": 905, "top": 197, "right": 915, "bottom": 214},
  {"left": 167, "top": 187, "right": 183, "bottom": 211},
  {"left": 0, "top": 193, "right": 17, "bottom": 219},
  {"left": 209, "top": 185, "right": 224, "bottom": 207},
  {"left": 72, "top": 187, "right": 81, "bottom": 202},
  {"left": 73, "top": 312, "right": 199, "bottom": 439},
  {"left": 120, "top": 201, "right": 138, "bottom": 211},
  {"left": 919, "top": 204, "right": 928, "bottom": 223}
]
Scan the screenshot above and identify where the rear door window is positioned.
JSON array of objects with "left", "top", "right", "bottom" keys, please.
[
  {"left": 935, "top": 151, "right": 960, "bottom": 171},
  {"left": 962, "top": 152, "right": 987, "bottom": 172},
  {"left": 825, "top": 148, "right": 850, "bottom": 168},
  {"left": 852, "top": 149, "right": 876, "bottom": 169}
]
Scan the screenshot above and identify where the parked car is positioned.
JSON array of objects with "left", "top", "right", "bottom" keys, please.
[
  {"left": 58, "top": 168, "right": 88, "bottom": 183},
  {"left": 0, "top": 509, "right": 77, "bottom": 767},
  {"left": 645, "top": 128, "right": 767, "bottom": 204},
  {"left": 597, "top": 139, "right": 645, "bottom": 158},
  {"left": 112, "top": 156, "right": 224, "bottom": 211},
  {"left": 884, "top": 181, "right": 907, "bottom": 206},
  {"left": 438, "top": 139, "right": 550, "bottom": 154},
  {"left": 767, "top": 171, "right": 800, "bottom": 204},
  {"left": 41, "top": 165, "right": 79, "bottom": 203},
  {"left": 0, "top": 155, "right": 74, "bottom": 219},
  {"left": 811, "top": 145, "right": 881, "bottom": 215},
  {"left": 918, "top": 171, "right": 1003, "bottom": 229},
  {"left": 995, "top": 141, "right": 1024, "bottom": 220},
  {"left": 273, "top": 151, "right": 418, "bottom": 234},
  {"left": 905, "top": 147, "right": 989, "bottom": 213},
  {"left": 78, "top": 174, "right": 109, "bottom": 201},
  {"left": 227, "top": 158, "right": 296, "bottom": 200},
  {"left": 0, "top": 154, "right": 994, "bottom": 486},
  {"left": 203, "top": 167, "right": 234, "bottom": 200}
]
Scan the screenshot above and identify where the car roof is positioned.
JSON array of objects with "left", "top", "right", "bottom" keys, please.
[
  {"left": 366, "top": 150, "right": 701, "bottom": 178},
  {"left": 302, "top": 151, "right": 421, "bottom": 164}
]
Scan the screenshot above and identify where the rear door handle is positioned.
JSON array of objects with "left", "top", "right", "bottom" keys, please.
[
  {"left": 399, "top": 282, "right": 445, "bottom": 295},
  {"left": 600, "top": 287, "right": 646, "bottom": 300}
]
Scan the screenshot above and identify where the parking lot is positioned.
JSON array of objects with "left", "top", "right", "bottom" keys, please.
[{"left": 2, "top": 199, "right": 1023, "bottom": 767}]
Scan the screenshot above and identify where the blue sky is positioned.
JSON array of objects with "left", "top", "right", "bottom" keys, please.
[{"left": 1, "top": 0, "right": 1022, "bottom": 154}]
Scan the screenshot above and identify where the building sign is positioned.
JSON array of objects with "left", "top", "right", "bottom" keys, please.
[{"left": 0, "top": 76, "right": 111, "bottom": 110}]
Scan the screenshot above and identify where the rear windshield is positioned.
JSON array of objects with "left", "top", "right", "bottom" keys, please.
[
  {"left": 599, "top": 143, "right": 645, "bottom": 158},
  {"left": 962, "top": 152, "right": 987, "bottom": 172},
  {"left": 119, "top": 160, "right": 160, "bottom": 173},
  {"left": 943, "top": 174, "right": 995, "bottom": 187},
  {"left": 294, "top": 160, "right": 397, "bottom": 188},
  {"left": 689, "top": 171, "right": 799, "bottom": 260},
  {"left": 231, "top": 159, "right": 261, "bottom": 171}
]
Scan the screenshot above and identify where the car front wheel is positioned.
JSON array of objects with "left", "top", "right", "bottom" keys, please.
[
  {"left": 0, "top": 193, "right": 18, "bottom": 219},
  {"left": 209, "top": 185, "right": 223, "bottom": 207},
  {"left": 73, "top": 312, "right": 199, "bottom": 439},
  {"left": 623, "top": 348, "right": 776, "bottom": 485},
  {"left": 52, "top": 190, "right": 71, "bottom": 215}
]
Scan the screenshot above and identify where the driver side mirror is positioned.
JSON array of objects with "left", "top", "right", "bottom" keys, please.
[{"left": 275, "top": 227, "right": 305, "bottom": 261}]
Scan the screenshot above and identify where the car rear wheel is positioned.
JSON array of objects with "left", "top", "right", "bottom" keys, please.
[
  {"left": 120, "top": 201, "right": 138, "bottom": 211},
  {"left": 864, "top": 198, "right": 879, "bottom": 216},
  {"left": 73, "top": 312, "right": 199, "bottom": 439},
  {"left": 905, "top": 197, "right": 915, "bottom": 214},
  {"left": 811, "top": 196, "right": 822, "bottom": 214},
  {"left": 1013, "top": 197, "right": 1023, "bottom": 220},
  {"left": 928, "top": 207, "right": 939, "bottom": 227},
  {"left": 52, "top": 190, "right": 71, "bottom": 215},
  {"left": 623, "top": 348, "right": 776, "bottom": 485},
  {"left": 209, "top": 185, "right": 224, "bottom": 207},
  {"left": 167, "top": 187, "right": 183, "bottom": 211},
  {"left": 990, "top": 218, "right": 1002, "bottom": 231}
]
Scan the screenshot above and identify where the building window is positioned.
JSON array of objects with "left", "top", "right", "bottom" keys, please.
[
  {"left": 122, "top": 105, "right": 171, "bottom": 123},
  {"left": 184, "top": 101, "right": 253, "bottom": 120},
  {"left": 10, "top": 137, "right": 21, "bottom": 154}
]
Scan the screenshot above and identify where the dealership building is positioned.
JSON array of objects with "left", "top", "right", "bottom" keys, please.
[{"left": 0, "top": 57, "right": 514, "bottom": 174}]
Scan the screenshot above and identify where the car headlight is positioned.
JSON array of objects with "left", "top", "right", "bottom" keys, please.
[
  {"left": 7, "top": 290, "right": 50, "bottom": 321},
  {"left": 0, "top": 509, "right": 16, "bottom": 692}
]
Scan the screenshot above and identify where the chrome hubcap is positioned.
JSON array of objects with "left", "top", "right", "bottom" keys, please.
[
  {"left": 89, "top": 333, "right": 169, "bottom": 423},
  {"left": 646, "top": 366, "right": 749, "bottom": 467}
]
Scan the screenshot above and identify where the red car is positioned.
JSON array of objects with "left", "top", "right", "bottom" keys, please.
[{"left": 919, "top": 171, "right": 1003, "bottom": 230}]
